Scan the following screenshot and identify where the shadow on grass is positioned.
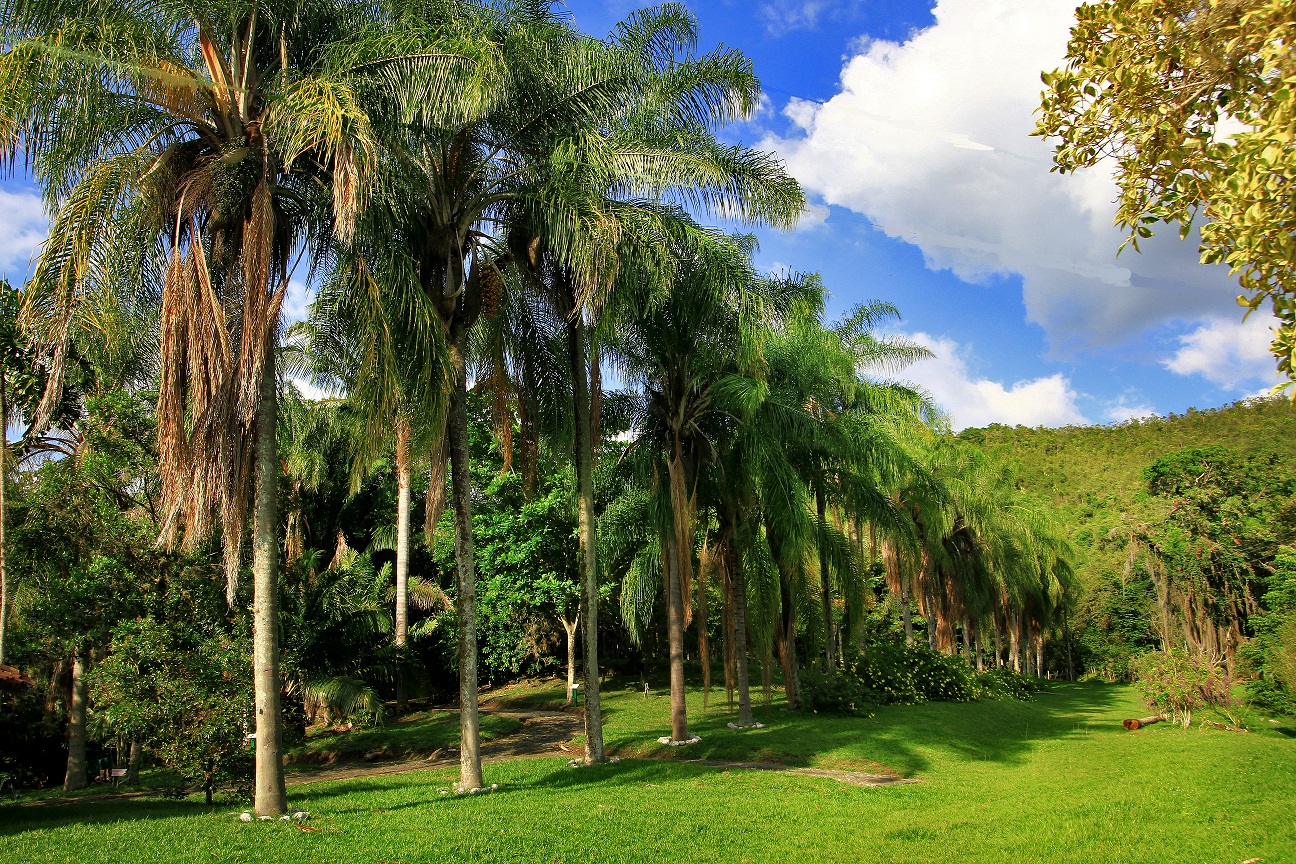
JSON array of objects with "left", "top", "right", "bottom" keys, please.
[
  {"left": 0, "top": 683, "right": 1129, "bottom": 836},
  {"left": 603, "top": 681, "right": 1127, "bottom": 777},
  {"left": 0, "top": 796, "right": 236, "bottom": 837}
]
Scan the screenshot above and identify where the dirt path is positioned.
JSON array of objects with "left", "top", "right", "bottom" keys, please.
[
  {"left": 286, "top": 711, "right": 914, "bottom": 789},
  {"left": 286, "top": 709, "right": 583, "bottom": 787},
  {"left": 682, "top": 760, "right": 918, "bottom": 788}
]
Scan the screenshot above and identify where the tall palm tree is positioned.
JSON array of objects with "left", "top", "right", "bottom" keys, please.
[
  {"left": 336, "top": 0, "right": 646, "bottom": 790},
  {"left": 614, "top": 226, "right": 782, "bottom": 741},
  {"left": 289, "top": 262, "right": 449, "bottom": 712},
  {"left": 496, "top": 1, "right": 803, "bottom": 757},
  {"left": 1, "top": 0, "right": 391, "bottom": 815}
]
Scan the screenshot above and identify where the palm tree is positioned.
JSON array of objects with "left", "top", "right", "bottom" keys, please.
[
  {"left": 2, "top": 0, "right": 388, "bottom": 815},
  {"left": 495, "top": 1, "right": 803, "bottom": 757},
  {"left": 614, "top": 226, "right": 784, "bottom": 741},
  {"left": 333, "top": 0, "right": 653, "bottom": 790},
  {"left": 288, "top": 264, "right": 449, "bottom": 713}
]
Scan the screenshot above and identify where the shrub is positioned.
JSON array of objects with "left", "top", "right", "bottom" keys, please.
[
  {"left": 1129, "top": 649, "right": 1234, "bottom": 727},
  {"left": 798, "top": 642, "right": 1044, "bottom": 716},
  {"left": 799, "top": 666, "right": 878, "bottom": 715},
  {"left": 974, "top": 667, "right": 1041, "bottom": 701},
  {"left": 851, "top": 642, "right": 979, "bottom": 705},
  {"left": 91, "top": 619, "right": 253, "bottom": 803}
]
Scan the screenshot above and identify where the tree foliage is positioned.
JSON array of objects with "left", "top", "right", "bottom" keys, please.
[{"left": 1037, "top": 0, "right": 1296, "bottom": 381}]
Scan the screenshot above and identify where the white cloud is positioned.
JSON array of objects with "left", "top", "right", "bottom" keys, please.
[
  {"left": 0, "top": 189, "right": 46, "bottom": 278},
  {"left": 759, "top": 0, "right": 832, "bottom": 32},
  {"left": 762, "top": 0, "right": 1241, "bottom": 351},
  {"left": 796, "top": 199, "right": 831, "bottom": 231},
  {"left": 900, "top": 332, "right": 1087, "bottom": 430},
  {"left": 282, "top": 279, "right": 314, "bottom": 325},
  {"left": 1164, "top": 314, "right": 1278, "bottom": 390},
  {"left": 290, "top": 377, "right": 334, "bottom": 401},
  {"left": 1104, "top": 399, "right": 1158, "bottom": 424}
]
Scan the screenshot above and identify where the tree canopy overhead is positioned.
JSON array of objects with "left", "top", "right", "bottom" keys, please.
[{"left": 1036, "top": 0, "right": 1296, "bottom": 383}]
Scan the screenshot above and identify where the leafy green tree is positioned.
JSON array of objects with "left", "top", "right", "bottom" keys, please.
[
  {"left": 91, "top": 618, "right": 253, "bottom": 804},
  {"left": 1, "top": 0, "right": 393, "bottom": 815},
  {"left": 1136, "top": 446, "right": 1295, "bottom": 667},
  {"left": 9, "top": 460, "right": 150, "bottom": 791},
  {"left": 1036, "top": 0, "right": 1296, "bottom": 381}
]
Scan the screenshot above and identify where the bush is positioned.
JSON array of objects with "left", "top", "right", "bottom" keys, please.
[
  {"left": 91, "top": 619, "right": 254, "bottom": 803},
  {"left": 852, "top": 642, "right": 978, "bottom": 705},
  {"left": 799, "top": 666, "right": 878, "bottom": 715},
  {"left": 1129, "top": 649, "right": 1234, "bottom": 727},
  {"left": 799, "top": 642, "right": 1041, "bottom": 715},
  {"left": 974, "top": 667, "right": 1042, "bottom": 701}
]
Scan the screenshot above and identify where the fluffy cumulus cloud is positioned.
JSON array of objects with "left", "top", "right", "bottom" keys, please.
[
  {"left": 0, "top": 189, "right": 46, "bottom": 278},
  {"left": 762, "top": 0, "right": 1242, "bottom": 350},
  {"left": 1164, "top": 314, "right": 1279, "bottom": 390},
  {"left": 282, "top": 278, "right": 314, "bottom": 324},
  {"left": 899, "top": 332, "right": 1086, "bottom": 430},
  {"left": 1103, "top": 398, "right": 1158, "bottom": 424}
]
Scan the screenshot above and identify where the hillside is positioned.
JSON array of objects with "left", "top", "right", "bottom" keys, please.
[{"left": 959, "top": 397, "right": 1296, "bottom": 670}]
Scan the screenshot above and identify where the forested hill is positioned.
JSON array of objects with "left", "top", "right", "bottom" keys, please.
[{"left": 959, "top": 397, "right": 1296, "bottom": 592}]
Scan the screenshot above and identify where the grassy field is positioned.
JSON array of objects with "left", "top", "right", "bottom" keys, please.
[
  {"left": 2, "top": 678, "right": 1293, "bottom": 864},
  {"left": 288, "top": 710, "right": 522, "bottom": 765}
]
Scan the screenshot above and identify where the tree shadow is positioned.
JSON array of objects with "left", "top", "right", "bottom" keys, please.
[
  {"left": 0, "top": 683, "right": 1131, "bottom": 836},
  {"left": 0, "top": 796, "right": 233, "bottom": 837},
  {"left": 602, "top": 682, "right": 1128, "bottom": 778}
]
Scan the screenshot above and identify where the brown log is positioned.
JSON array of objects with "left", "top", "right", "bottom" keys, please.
[{"left": 1123, "top": 716, "right": 1165, "bottom": 730}]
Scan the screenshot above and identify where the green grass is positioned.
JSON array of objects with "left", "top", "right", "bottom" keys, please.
[
  {"left": 288, "top": 710, "right": 522, "bottom": 765},
  {"left": 3, "top": 681, "right": 1294, "bottom": 863}
]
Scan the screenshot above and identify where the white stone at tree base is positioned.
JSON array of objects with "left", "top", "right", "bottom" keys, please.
[
  {"left": 656, "top": 735, "right": 701, "bottom": 746},
  {"left": 726, "top": 722, "right": 766, "bottom": 729}
]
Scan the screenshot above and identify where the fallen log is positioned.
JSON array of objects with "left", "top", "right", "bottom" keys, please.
[{"left": 1123, "top": 716, "right": 1165, "bottom": 730}]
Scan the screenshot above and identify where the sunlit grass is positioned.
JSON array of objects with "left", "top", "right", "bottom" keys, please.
[{"left": 2, "top": 681, "right": 1293, "bottom": 863}]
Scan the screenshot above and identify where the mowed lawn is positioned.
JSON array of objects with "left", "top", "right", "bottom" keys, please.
[{"left": 2, "top": 680, "right": 1293, "bottom": 864}]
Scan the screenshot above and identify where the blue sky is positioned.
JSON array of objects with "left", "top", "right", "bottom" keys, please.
[{"left": 0, "top": 0, "right": 1279, "bottom": 429}]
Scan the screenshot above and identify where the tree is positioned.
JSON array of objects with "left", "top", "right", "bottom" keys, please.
[
  {"left": 1134, "top": 445, "right": 1294, "bottom": 669},
  {"left": 2, "top": 0, "right": 386, "bottom": 815},
  {"left": 9, "top": 459, "right": 150, "bottom": 791},
  {"left": 1036, "top": 0, "right": 1296, "bottom": 381},
  {"left": 92, "top": 618, "right": 254, "bottom": 804},
  {"left": 497, "top": 1, "right": 803, "bottom": 756}
]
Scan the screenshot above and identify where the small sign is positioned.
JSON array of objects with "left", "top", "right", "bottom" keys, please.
[{"left": 110, "top": 769, "right": 127, "bottom": 778}]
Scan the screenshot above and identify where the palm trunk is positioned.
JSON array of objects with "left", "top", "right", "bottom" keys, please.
[
  {"left": 961, "top": 614, "right": 973, "bottom": 666},
  {"left": 252, "top": 347, "right": 286, "bottom": 816},
  {"left": 124, "top": 739, "right": 142, "bottom": 785},
  {"left": 448, "top": 337, "right": 484, "bottom": 791},
  {"left": 777, "top": 563, "right": 800, "bottom": 709},
  {"left": 567, "top": 313, "right": 604, "bottom": 763},
  {"left": 974, "top": 627, "right": 984, "bottom": 672},
  {"left": 395, "top": 418, "right": 412, "bottom": 714},
  {"left": 1035, "top": 630, "right": 1044, "bottom": 678},
  {"left": 725, "top": 507, "right": 755, "bottom": 727},
  {"left": 1010, "top": 612, "right": 1022, "bottom": 673},
  {"left": 721, "top": 551, "right": 735, "bottom": 711},
  {"left": 562, "top": 612, "right": 578, "bottom": 705},
  {"left": 923, "top": 580, "right": 937, "bottom": 650},
  {"left": 816, "top": 491, "right": 835, "bottom": 670},
  {"left": 994, "top": 623, "right": 1003, "bottom": 669},
  {"left": 1064, "top": 610, "right": 1075, "bottom": 681},
  {"left": 901, "top": 581, "right": 914, "bottom": 648},
  {"left": 0, "top": 365, "right": 6, "bottom": 666},
  {"left": 665, "top": 531, "right": 689, "bottom": 742},
  {"left": 698, "top": 544, "right": 711, "bottom": 709},
  {"left": 63, "top": 649, "right": 88, "bottom": 792}
]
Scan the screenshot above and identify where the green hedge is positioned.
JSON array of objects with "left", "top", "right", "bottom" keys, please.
[{"left": 800, "top": 643, "right": 1041, "bottom": 715}]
